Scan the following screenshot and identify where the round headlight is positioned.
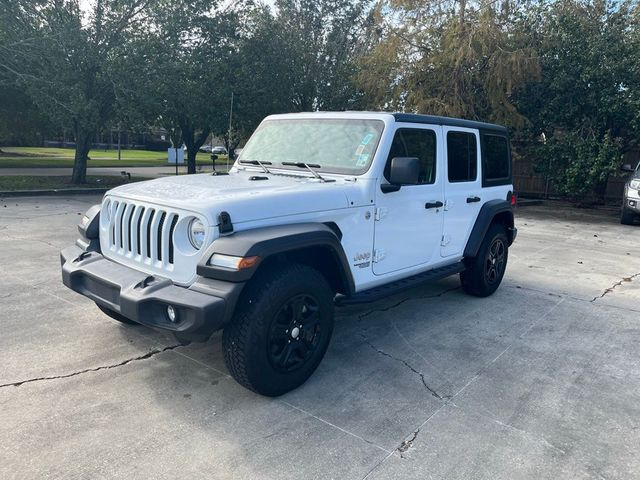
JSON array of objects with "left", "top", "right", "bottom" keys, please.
[{"left": 188, "top": 218, "right": 206, "bottom": 249}]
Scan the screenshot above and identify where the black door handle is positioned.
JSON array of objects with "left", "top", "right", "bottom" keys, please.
[
  {"left": 425, "top": 201, "right": 444, "bottom": 209},
  {"left": 466, "top": 196, "right": 481, "bottom": 203}
]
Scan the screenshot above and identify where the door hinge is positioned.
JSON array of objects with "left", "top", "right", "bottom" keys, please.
[
  {"left": 373, "top": 249, "right": 386, "bottom": 263},
  {"left": 441, "top": 234, "right": 451, "bottom": 246},
  {"left": 374, "top": 207, "right": 388, "bottom": 221}
]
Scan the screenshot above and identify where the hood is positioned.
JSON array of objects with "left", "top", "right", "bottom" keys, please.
[{"left": 106, "top": 169, "right": 368, "bottom": 224}]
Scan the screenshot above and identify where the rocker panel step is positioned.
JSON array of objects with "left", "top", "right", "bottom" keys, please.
[{"left": 335, "top": 262, "right": 465, "bottom": 306}]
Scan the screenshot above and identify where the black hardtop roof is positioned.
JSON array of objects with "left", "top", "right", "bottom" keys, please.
[{"left": 393, "top": 113, "right": 508, "bottom": 134}]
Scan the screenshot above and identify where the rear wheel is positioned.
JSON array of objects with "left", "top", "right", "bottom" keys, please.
[
  {"left": 620, "top": 208, "right": 635, "bottom": 225},
  {"left": 96, "top": 303, "right": 138, "bottom": 325},
  {"left": 223, "top": 263, "right": 334, "bottom": 396},
  {"left": 461, "top": 223, "right": 509, "bottom": 297}
]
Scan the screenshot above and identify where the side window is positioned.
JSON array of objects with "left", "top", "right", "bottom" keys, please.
[
  {"left": 385, "top": 128, "right": 437, "bottom": 184},
  {"left": 482, "top": 134, "right": 510, "bottom": 182},
  {"left": 447, "top": 131, "right": 477, "bottom": 182}
]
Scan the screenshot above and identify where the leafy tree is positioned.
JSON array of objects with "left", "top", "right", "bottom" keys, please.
[
  {"left": 0, "top": 0, "right": 159, "bottom": 183},
  {"left": 358, "top": 0, "right": 540, "bottom": 128},
  {"left": 514, "top": 0, "right": 639, "bottom": 201}
]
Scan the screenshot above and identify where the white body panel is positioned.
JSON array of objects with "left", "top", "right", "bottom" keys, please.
[{"left": 97, "top": 112, "right": 513, "bottom": 292}]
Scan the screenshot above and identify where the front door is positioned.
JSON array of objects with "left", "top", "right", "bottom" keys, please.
[
  {"left": 441, "top": 126, "right": 482, "bottom": 257},
  {"left": 373, "top": 125, "right": 444, "bottom": 275}
]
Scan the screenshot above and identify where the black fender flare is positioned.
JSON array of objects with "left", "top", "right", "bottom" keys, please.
[
  {"left": 196, "top": 223, "right": 355, "bottom": 294},
  {"left": 464, "top": 200, "right": 516, "bottom": 258}
]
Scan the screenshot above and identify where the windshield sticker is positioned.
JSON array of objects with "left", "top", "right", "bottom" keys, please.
[
  {"left": 361, "top": 133, "right": 374, "bottom": 145},
  {"left": 356, "top": 153, "right": 369, "bottom": 167},
  {"left": 355, "top": 144, "right": 365, "bottom": 156}
]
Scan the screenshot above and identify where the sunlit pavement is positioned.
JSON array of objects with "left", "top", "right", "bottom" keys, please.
[{"left": 1, "top": 196, "right": 638, "bottom": 479}]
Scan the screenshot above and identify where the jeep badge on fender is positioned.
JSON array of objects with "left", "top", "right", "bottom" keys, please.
[{"left": 61, "top": 112, "right": 517, "bottom": 396}]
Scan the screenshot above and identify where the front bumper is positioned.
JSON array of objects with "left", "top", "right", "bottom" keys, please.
[
  {"left": 624, "top": 196, "right": 640, "bottom": 212},
  {"left": 61, "top": 245, "right": 244, "bottom": 341}
]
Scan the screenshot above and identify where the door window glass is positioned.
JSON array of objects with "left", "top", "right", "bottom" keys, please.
[
  {"left": 385, "top": 128, "right": 437, "bottom": 184},
  {"left": 447, "top": 131, "right": 477, "bottom": 182}
]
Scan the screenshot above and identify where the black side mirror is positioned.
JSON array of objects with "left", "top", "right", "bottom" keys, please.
[
  {"left": 382, "top": 157, "right": 420, "bottom": 193},
  {"left": 621, "top": 163, "right": 635, "bottom": 173}
]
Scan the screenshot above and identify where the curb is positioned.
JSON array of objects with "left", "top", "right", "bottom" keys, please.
[
  {"left": 516, "top": 199, "right": 544, "bottom": 207},
  {"left": 0, "top": 188, "right": 108, "bottom": 198}
]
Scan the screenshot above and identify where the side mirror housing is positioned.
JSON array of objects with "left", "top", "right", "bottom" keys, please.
[{"left": 382, "top": 157, "right": 420, "bottom": 193}]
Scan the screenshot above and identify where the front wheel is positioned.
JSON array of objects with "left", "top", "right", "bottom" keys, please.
[
  {"left": 461, "top": 224, "right": 509, "bottom": 297},
  {"left": 620, "top": 208, "right": 635, "bottom": 225},
  {"left": 222, "top": 263, "right": 335, "bottom": 396}
]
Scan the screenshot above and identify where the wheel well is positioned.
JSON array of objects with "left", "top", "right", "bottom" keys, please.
[
  {"left": 254, "top": 246, "right": 351, "bottom": 295},
  {"left": 490, "top": 211, "right": 515, "bottom": 243}
]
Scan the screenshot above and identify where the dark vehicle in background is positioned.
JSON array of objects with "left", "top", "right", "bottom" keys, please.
[{"left": 620, "top": 162, "right": 640, "bottom": 225}]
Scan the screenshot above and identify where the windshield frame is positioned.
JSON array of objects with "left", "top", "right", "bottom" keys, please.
[{"left": 237, "top": 118, "right": 386, "bottom": 176}]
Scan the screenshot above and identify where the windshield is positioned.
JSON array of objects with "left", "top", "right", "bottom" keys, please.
[{"left": 238, "top": 118, "right": 385, "bottom": 174}]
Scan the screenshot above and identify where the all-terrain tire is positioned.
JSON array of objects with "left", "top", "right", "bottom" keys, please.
[
  {"left": 620, "top": 209, "right": 635, "bottom": 225},
  {"left": 96, "top": 303, "right": 138, "bottom": 325},
  {"left": 222, "top": 262, "right": 334, "bottom": 396},
  {"left": 460, "top": 223, "right": 509, "bottom": 297}
]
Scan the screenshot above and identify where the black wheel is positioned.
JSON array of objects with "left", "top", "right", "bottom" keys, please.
[
  {"left": 223, "top": 263, "right": 334, "bottom": 396},
  {"left": 620, "top": 208, "right": 635, "bottom": 225},
  {"left": 96, "top": 303, "right": 138, "bottom": 325},
  {"left": 461, "top": 223, "right": 509, "bottom": 297}
]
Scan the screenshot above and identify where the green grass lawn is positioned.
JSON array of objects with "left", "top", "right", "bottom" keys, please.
[
  {"left": 0, "top": 175, "right": 150, "bottom": 191},
  {"left": 0, "top": 146, "right": 228, "bottom": 168}
]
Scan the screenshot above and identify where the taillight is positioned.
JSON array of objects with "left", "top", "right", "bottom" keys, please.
[{"left": 507, "top": 191, "right": 517, "bottom": 206}]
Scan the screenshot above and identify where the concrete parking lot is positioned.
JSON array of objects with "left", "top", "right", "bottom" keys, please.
[{"left": 1, "top": 195, "right": 639, "bottom": 480}]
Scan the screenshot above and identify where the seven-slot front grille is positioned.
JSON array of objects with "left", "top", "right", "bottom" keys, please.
[{"left": 105, "top": 200, "right": 179, "bottom": 267}]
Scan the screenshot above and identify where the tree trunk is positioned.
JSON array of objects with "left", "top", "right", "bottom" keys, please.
[
  {"left": 72, "top": 129, "right": 92, "bottom": 184},
  {"left": 187, "top": 148, "right": 198, "bottom": 174}
]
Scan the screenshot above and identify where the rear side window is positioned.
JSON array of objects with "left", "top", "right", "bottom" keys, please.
[
  {"left": 482, "top": 134, "right": 510, "bottom": 183},
  {"left": 447, "top": 131, "right": 477, "bottom": 182},
  {"left": 385, "top": 128, "right": 437, "bottom": 184}
]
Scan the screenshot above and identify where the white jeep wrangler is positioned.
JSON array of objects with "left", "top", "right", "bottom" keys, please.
[{"left": 61, "top": 112, "right": 517, "bottom": 396}]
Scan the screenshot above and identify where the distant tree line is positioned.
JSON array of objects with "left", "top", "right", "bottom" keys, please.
[{"left": 0, "top": 0, "right": 638, "bottom": 200}]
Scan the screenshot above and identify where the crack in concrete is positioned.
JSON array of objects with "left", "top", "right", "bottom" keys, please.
[
  {"left": 0, "top": 342, "right": 189, "bottom": 389},
  {"left": 361, "top": 336, "right": 449, "bottom": 400},
  {"left": 397, "top": 429, "right": 420, "bottom": 457},
  {"left": 356, "top": 286, "right": 460, "bottom": 321},
  {"left": 591, "top": 272, "right": 640, "bottom": 302}
]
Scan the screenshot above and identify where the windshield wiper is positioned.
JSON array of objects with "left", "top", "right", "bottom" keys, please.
[
  {"left": 239, "top": 159, "right": 272, "bottom": 174},
  {"left": 281, "top": 162, "right": 333, "bottom": 182}
]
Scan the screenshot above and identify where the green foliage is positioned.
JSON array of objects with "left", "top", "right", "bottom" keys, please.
[
  {"left": 513, "top": 0, "right": 639, "bottom": 200},
  {"left": 539, "top": 132, "right": 623, "bottom": 202},
  {"left": 358, "top": 0, "right": 540, "bottom": 128}
]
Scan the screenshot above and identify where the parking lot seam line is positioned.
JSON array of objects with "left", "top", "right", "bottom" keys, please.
[
  {"left": 507, "top": 284, "right": 640, "bottom": 313},
  {"left": 172, "top": 350, "right": 231, "bottom": 378},
  {"left": 379, "top": 297, "right": 567, "bottom": 465},
  {"left": 590, "top": 272, "right": 640, "bottom": 303},
  {"left": 448, "top": 402, "right": 567, "bottom": 455},
  {"left": 450, "top": 297, "right": 566, "bottom": 402},
  {"left": 280, "top": 401, "right": 393, "bottom": 455},
  {"left": 353, "top": 286, "right": 461, "bottom": 321},
  {"left": 0, "top": 342, "right": 190, "bottom": 389},
  {"left": 360, "top": 335, "right": 448, "bottom": 400}
]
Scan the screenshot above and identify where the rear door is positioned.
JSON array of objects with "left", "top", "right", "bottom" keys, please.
[
  {"left": 373, "top": 124, "right": 444, "bottom": 275},
  {"left": 441, "top": 127, "right": 482, "bottom": 258}
]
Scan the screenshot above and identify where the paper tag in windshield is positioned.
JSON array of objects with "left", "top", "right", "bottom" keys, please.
[
  {"left": 356, "top": 153, "right": 369, "bottom": 167},
  {"left": 361, "top": 133, "right": 374, "bottom": 145}
]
